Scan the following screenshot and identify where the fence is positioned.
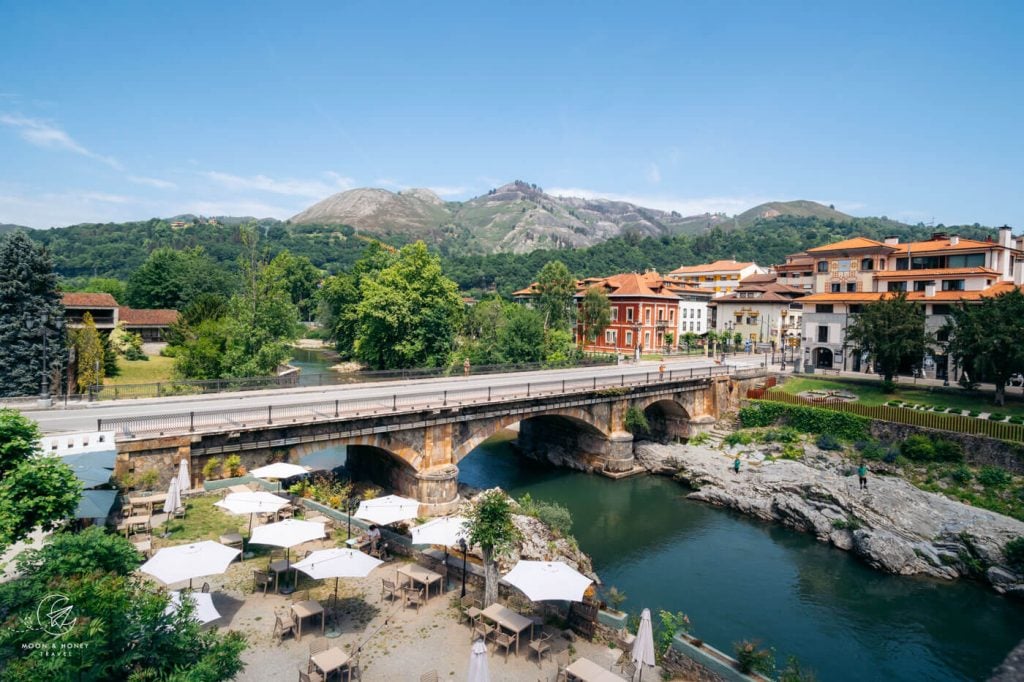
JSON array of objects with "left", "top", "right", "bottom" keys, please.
[
  {"left": 85, "top": 355, "right": 619, "bottom": 402},
  {"left": 98, "top": 364, "right": 747, "bottom": 438},
  {"left": 746, "top": 387, "right": 1024, "bottom": 443}
]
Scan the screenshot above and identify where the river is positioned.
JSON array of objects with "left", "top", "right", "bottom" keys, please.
[{"left": 457, "top": 432, "right": 1024, "bottom": 682}]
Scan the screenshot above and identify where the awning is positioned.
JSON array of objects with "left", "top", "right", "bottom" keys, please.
[
  {"left": 75, "top": 489, "right": 118, "bottom": 519},
  {"left": 59, "top": 449, "right": 116, "bottom": 490}
]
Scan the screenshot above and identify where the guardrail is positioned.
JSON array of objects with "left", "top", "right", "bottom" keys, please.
[
  {"left": 85, "top": 355, "right": 619, "bottom": 401},
  {"left": 99, "top": 364, "right": 749, "bottom": 438}
]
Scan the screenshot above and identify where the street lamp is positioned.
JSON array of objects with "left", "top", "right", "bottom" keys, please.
[
  {"left": 346, "top": 496, "right": 360, "bottom": 540},
  {"left": 40, "top": 311, "right": 49, "bottom": 402},
  {"left": 458, "top": 537, "right": 468, "bottom": 598}
]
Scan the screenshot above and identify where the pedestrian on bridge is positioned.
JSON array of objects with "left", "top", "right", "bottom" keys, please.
[{"left": 463, "top": 358, "right": 471, "bottom": 377}]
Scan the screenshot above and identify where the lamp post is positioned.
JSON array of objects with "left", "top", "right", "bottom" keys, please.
[
  {"left": 458, "top": 537, "right": 468, "bottom": 598},
  {"left": 346, "top": 496, "right": 360, "bottom": 540}
]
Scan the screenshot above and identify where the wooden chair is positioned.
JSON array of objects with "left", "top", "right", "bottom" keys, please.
[
  {"left": 253, "top": 569, "right": 275, "bottom": 595},
  {"left": 473, "top": 618, "right": 495, "bottom": 644},
  {"left": 403, "top": 586, "right": 425, "bottom": 612},
  {"left": 528, "top": 632, "right": 552, "bottom": 667},
  {"left": 380, "top": 578, "right": 397, "bottom": 603},
  {"left": 345, "top": 651, "right": 362, "bottom": 681},
  {"left": 308, "top": 639, "right": 328, "bottom": 673},
  {"left": 297, "top": 670, "right": 323, "bottom": 682},
  {"left": 555, "top": 651, "right": 570, "bottom": 682},
  {"left": 493, "top": 631, "right": 517, "bottom": 662},
  {"left": 620, "top": 661, "right": 637, "bottom": 680},
  {"left": 461, "top": 596, "right": 482, "bottom": 628},
  {"left": 420, "top": 672, "right": 438, "bottom": 682},
  {"left": 274, "top": 612, "right": 296, "bottom": 642}
]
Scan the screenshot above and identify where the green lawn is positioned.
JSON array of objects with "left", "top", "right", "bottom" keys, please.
[
  {"left": 779, "top": 376, "right": 1024, "bottom": 418},
  {"left": 105, "top": 354, "right": 175, "bottom": 385},
  {"left": 160, "top": 495, "right": 244, "bottom": 545}
]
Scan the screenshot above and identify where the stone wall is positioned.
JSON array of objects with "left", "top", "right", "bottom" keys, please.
[
  {"left": 661, "top": 634, "right": 769, "bottom": 682},
  {"left": 869, "top": 421, "right": 1024, "bottom": 474}
]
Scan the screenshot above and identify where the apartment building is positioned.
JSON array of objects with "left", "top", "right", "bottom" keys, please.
[
  {"left": 665, "top": 260, "right": 767, "bottom": 297},
  {"left": 709, "top": 274, "right": 806, "bottom": 346}
]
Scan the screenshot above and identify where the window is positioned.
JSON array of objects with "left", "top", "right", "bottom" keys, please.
[
  {"left": 605, "top": 330, "right": 617, "bottom": 345},
  {"left": 817, "top": 325, "right": 829, "bottom": 343},
  {"left": 948, "top": 253, "right": 986, "bottom": 268},
  {"left": 895, "top": 257, "right": 909, "bottom": 270},
  {"left": 837, "top": 259, "right": 851, "bottom": 272},
  {"left": 625, "top": 331, "right": 633, "bottom": 346},
  {"left": 860, "top": 258, "right": 873, "bottom": 270},
  {"left": 669, "top": 310, "right": 674, "bottom": 322},
  {"left": 644, "top": 308, "right": 651, "bottom": 324},
  {"left": 626, "top": 307, "right": 634, "bottom": 322},
  {"left": 846, "top": 282, "right": 856, "bottom": 292},
  {"left": 932, "top": 304, "right": 952, "bottom": 315},
  {"left": 644, "top": 331, "right": 651, "bottom": 349},
  {"left": 611, "top": 307, "right": 619, "bottom": 322},
  {"left": 848, "top": 304, "right": 863, "bottom": 314},
  {"left": 746, "top": 316, "right": 755, "bottom": 325},
  {"left": 817, "top": 261, "right": 829, "bottom": 273},
  {"left": 888, "top": 281, "right": 907, "bottom": 292},
  {"left": 936, "top": 328, "right": 950, "bottom": 342},
  {"left": 942, "top": 279, "right": 965, "bottom": 291},
  {"left": 912, "top": 280, "right": 931, "bottom": 292},
  {"left": 831, "top": 283, "right": 841, "bottom": 293},
  {"left": 815, "top": 304, "right": 834, "bottom": 313}
]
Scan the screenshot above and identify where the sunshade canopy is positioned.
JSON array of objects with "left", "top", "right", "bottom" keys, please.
[
  {"left": 249, "top": 462, "right": 310, "bottom": 479},
  {"left": 58, "top": 449, "right": 116, "bottom": 489},
  {"left": 249, "top": 519, "right": 325, "bottom": 549},
  {"left": 292, "top": 548, "right": 382, "bottom": 580},
  {"left": 214, "top": 491, "right": 289, "bottom": 515},
  {"left": 140, "top": 541, "right": 240, "bottom": 585},
  {"left": 163, "top": 477, "right": 181, "bottom": 515},
  {"left": 355, "top": 494, "right": 420, "bottom": 526},
  {"left": 167, "top": 591, "right": 221, "bottom": 625},
  {"left": 632, "top": 608, "right": 657, "bottom": 672},
  {"left": 410, "top": 516, "right": 468, "bottom": 547},
  {"left": 502, "top": 560, "right": 593, "bottom": 602},
  {"left": 176, "top": 459, "right": 191, "bottom": 494},
  {"left": 75, "top": 489, "right": 118, "bottom": 519}
]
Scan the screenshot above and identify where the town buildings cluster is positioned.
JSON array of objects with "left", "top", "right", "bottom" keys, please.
[{"left": 513, "top": 227, "right": 1024, "bottom": 381}]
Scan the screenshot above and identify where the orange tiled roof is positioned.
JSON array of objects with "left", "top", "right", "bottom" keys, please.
[
  {"left": 890, "top": 237, "right": 1014, "bottom": 254},
  {"left": 62, "top": 292, "right": 119, "bottom": 307},
  {"left": 801, "top": 282, "right": 1020, "bottom": 304},
  {"left": 805, "top": 237, "right": 892, "bottom": 253},
  {"left": 714, "top": 291, "right": 801, "bottom": 303},
  {"left": 579, "top": 272, "right": 680, "bottom": 300},
  {"left": 118, "top": 307, "right": 179, "bottom": 326},
  {"left": 511, "top": 283, "right": 539, "bottom": 297},
  {"left": 668, "top": 260, "right": 757, "bottom": 275},
  {"left": 871, "top": 267, "right": 1000, "bottom": 279}
]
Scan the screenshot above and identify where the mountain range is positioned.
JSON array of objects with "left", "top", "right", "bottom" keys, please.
[{"left": 288, "top": 180, "right": 856, "bottom": 253}]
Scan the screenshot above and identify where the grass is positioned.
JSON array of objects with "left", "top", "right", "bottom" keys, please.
[
  {"left": 159, "top": 495, "right": 246, "bottom": 545},
  {"left": 105, "top": 354, "right": 175, "bottom": 385},
  {"left": 780, "top": 376, "right": 1024, "bottom": 419},
  {"left": 905, "top": 461, "right": 1024, "bottom": 522}
]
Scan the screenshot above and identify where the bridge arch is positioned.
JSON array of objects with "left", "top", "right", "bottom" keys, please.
[
  {"left": 635, "top": 396, "right": 692, "bottom": 443},
  {"left": 452, "top": 407, "right": 611, "bottom": 462}
]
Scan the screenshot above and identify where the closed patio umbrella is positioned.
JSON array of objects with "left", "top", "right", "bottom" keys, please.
[
  {"left": 163, "top": 477, "right": 181, "bottom": 516},
  {"left": 467, "top": 638, "right": 490, "bottom": 682},
  {"left": 176, "top": 459, "right": 191, "bottom": 495},
  {"left": 167, "top": 590, "right": 221, "bottom": 625},
  {"left": 632, "top": 608, "right": 656, "bottom": 680},
  {"left": 355, "top": 494, "right": 420, "bottom": 526},
  {"left": 502, "top": 560, "right": 593, "bottom": 602},
  {"left": 141, "top": 541, "right": 240, "bottom": 589},
  {"left": 214, "top": 491, "right": 290, "bottom": 534}
]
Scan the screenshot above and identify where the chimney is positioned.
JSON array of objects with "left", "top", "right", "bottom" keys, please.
[
  {"left": 999, "top": 225, "right": 1013, "bottom": 248},
  {"left": 925, "top": 282, "right": 936, "bottom": 298},
  {"left": 884, "top": 236, "right": 899, "bottom": 245},
  {"left": 950, "top": 235, "right": 959, "bottom": 246}
]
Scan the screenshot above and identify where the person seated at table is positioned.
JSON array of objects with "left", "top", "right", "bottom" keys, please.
[{"left": 366, "top": 525, "right": 381, "bottom": 553}]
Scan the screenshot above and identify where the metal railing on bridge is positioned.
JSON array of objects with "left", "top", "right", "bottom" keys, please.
[
  {"left": 98, "top": 364, "right": 756, "bottom": 438},
  {"left": 86, "top": 355, "right": 618, "bottom": 402}
]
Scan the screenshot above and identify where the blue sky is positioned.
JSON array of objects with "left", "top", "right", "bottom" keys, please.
[{"left": 1, "top": 1, "right": 1021, "bottom": 228}]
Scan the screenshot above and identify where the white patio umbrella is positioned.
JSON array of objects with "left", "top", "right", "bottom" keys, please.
[
  {"left": 249, "top": 462, "right": 309, "bottom": 479},
  {"left": 292, "top": 548, "right": 382, "bottom": 607},
  {"left": 214, "top": 491, "right": 290, "bottom": 534},
  {"left": 632, "top": 608, "right": 657, "bottom": 681},
  {"left": 355, "top": 494, "right": 420, "bottom": 526},
  {"left": 176, "top": 459, "right": 191, "bottom": 495},
  {"left": 467, "top": 638, "right": 490, "bottom": 682},
  {"left": 162, "top": 477, "right": 181, "bottom": 516},
  {"left": 167, "top": 590, "right": 221, "bottom": 625},
  {"left": 249, "top": 518, "right": 326, "bottom": 564},
  {"left": 411, "top": 515, "right": 468, "bottom": 584},
  {"left": 141, "top": 541, "right": 240, "bottom": 589},
  {"left": 501, "top": 560, "right": 593, "bottom": 602}
]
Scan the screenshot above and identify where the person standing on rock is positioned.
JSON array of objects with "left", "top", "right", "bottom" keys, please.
[
  {"left": 858, "top": 461, "right": 868, "bottom": 490},
  {"left": 733, "top": 457, "right": 741, "bottom": 474}
]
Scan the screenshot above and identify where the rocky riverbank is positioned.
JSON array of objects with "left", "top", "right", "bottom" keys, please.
[{"left": 635, "top": 441, "right": 1024, "bottom": 596}]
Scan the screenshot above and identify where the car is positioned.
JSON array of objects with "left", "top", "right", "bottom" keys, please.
[{"left": 1009, "top": 373, "right": 1024, "bottom": 387}]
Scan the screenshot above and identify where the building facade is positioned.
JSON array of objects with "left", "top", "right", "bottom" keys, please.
[
  {"left": 709, "top": 274, "right": 805, "bottom": 347},
  {"left": 665, "top": 260, "right": 767, "bottom": 297},
  {"left": 574, "top": 272, "right": 682, "bottom": 355}
]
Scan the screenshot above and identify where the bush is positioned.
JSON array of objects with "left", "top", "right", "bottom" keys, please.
[
  {"left": 202, "top": 457, "right": 221, "bottom": 481},
  {"left": 815, "top": 433, "right": 842, "bottom": 451},
  {"left": 688, "top": 432, "right": 712, "bottom": 446},
  {"left": 779, "top": 655, "right": 818, "bottom": 682},
  {"left": 136, "top": 469, "right": 159, "bottom": 490},
  {"left": 1009, "top": 416, "right": 1024, "bottom": 425},
  {"left": 932, "top": 440, "right": 964, "bottom": 463},
  {"left": 1005, "top": 537, "right": 1024, "bottom": 572},
  {"left": 988, "top": 413, "right": 1007, "bottom": 422},
  {"left": 886, "top": 400, "right": 902, "bottom": 407},
  {"left": 656, "top": 610, "right": 691, "bottom": 660},
  {"left": 724, "top": 431, "right": 754, "bottom": 447},
  {"left": 949, "top": 466, "right": 973, "bottom": 485},
  {"left": 223, "top": 454, "right": 243, "bottom": 478},
  {"left": 780, "top": 443, "right": 803, "bottom": 460},
  {"left": 881, "top": 380, "right": 896, "bottom": 393},
  {"left": 900, "top": 435, "right": 935, "bottom": 461},
  {"left": 762, "top": 427, "right": 800, "bottom": 444},
  {"left": 967, "top": 411, "right": 980, "bottom": 418},
  {"left": 734, "top": 640, "right": 776, "bottom": 676},
  {"left": 624, "top": 407, "right": 650, "bottom": 435},
  {"left": 535, "top": 501, "right": 573, "bottom": 536},
  {"left": 739, "top": 401, "right": 868, "bottom": 440},
  {"left": 978, "top": 466, "right": 1012, "bottom": 488},
  {"left": 857, "top": 440, "right": 889, "bottom": 461},
  {"left": 883, "top": 450, "right": 899, "bottom": 464}
]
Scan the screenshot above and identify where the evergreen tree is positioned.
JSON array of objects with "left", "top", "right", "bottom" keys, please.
[
  {"left": 844, "top": 293, "right": 929, "bottom": 388},
  {"left": 70, "top": 312, "right": 105, "bottom": 392},
  {"left": 0, "top": 232, "right": 68, "bottom": 397}
]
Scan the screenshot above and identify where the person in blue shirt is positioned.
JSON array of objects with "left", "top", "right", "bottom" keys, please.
[
  {"left": 733, "top": 457, "right": 741, "bottom": 474},
  {"left": 858, "top": 461, "right": 868, "bottom": 490}
]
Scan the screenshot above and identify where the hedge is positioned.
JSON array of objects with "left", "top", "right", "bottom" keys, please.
[{"left": 739, "top": 400, "right": 869, "bottom": 441}]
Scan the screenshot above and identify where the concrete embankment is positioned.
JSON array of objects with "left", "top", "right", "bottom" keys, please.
[{"left": 635, "top": 441, "right": 1024, "bottom": 596}]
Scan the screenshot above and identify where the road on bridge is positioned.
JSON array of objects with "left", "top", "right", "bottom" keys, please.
[{"left": 23, "top": 357, "right": 767, "bottom": 436}]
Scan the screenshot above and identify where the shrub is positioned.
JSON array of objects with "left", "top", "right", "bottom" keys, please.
[
  {"left": 535, "top": 500, "right": 573, "bottom": 536},
  {"left": 688, "top": 432, "right": 712, "bottom": 446},
  {"left": 831, "top": 517, "right": 862, "bottom": 530},
  {"left": 900, "top": 435, "right": 935, "bottom": 461},
  {"left": 605, "top": 586, "right": 627, "bottom": 613},
  {"left": 136, "top": 469, "right": 159, "bottom": 490},
  {"left": 883, "top": 450, "right": 899, "bottom": 464},
  {"left": 223, "top": 454, "right": 243, "bottom": 478},
  {"left": 858, "top": 440, "right": 890, "bottom": 461},
  {"left": 202, "top": 457, "right": 221, "bottom": 481},
  {"left": 886, "top": 400, "right": 902, "bottom": 407},
  {"left": 978, "top": 466, "right": 1012, "bottom": 488},
  {"left": 881, "top": 379, "right": 896, "bottom": 393},
  {"left": 932, "top": 440, "right": 964, "bottom": 463},
  {"left": 740, "top": 401, "right": 868, "bottom": 440},
  {"left": 656, "top": 611, "right": 691, "bottom": 660},
  {"left": 734, "top": 640, "right": 776, "bottom": 676},
  {"left": 779, "top": 655, "right": 818, "bottom": 682},
  {"left": 949, "top": 465, "right": 973, "bottom": 485},
  {"left": 988, "top": 413, "right": 1007, "bottom": 422},
  {"left": 967, "top": 411, "right": 980, "bottom": 418},
  {"left": 1009, "top": 416, "right": 1024, "bottom": 425},
  {"left": 738, "top": 401, "right": 787, "bottom": 428},
  {"left": 780, "top": 443, "right": 803, "bottom": 460},
  {"left": 815, "top": 433, "right": 842, "bottom": 451},
  {"left": 762, "top": 427, "right": 800, "bottom": 444},
  {"left": 1005, "top": 537, "right": 1024, "bottom": 572},
  {"left": 624, "top": 407, "right": 650, "bottom": 435},
  {"left": 724, "top": 431, "right": 754, "bottom": 447}
]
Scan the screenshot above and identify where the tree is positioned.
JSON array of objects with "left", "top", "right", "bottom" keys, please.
[
  {"left": 733, "top": 332, "right": 743, "bottom": 349},
  {"left": 535, "top": 260, "right": 575, "bottom": 331},
  {"left": 125, "top": 247, "right": 233, "bottom": 310},
  {"left": 318, "top": 242, "right": 397, "bottom": 358},
  {"left": 465, "top": 490, "right": 521, "bottom": 606},
  {"left": 578, "top": 286, "right": 611, "bottom": 344},
  {"left": 944, "top": 289, "right": 1024, "bottom": 406},
  {"left": 0, "top": 410, "right": 80, "bottom": 550},
  {"left": 843, "top": 293, "right": 929, "bottom": 387},
  {"left": 265, "top": 250, "right": 322, "bottom": 321},
  {"left": 70, "top": 312, "right": 105, "bottom": 392},
  {"left": 64, "top": 276, "right": 127, "bottom": 304},
  {"left": 0, "top": 232, "right": 68, "bottom": 397},
  {"left": 498, "top": 304, "right": 545, "bottom": 364},
  {"left": 682, "top": 331, "right": 698, "bottom": 353},
  {"left": 457, "top": 296, "right": 508, "bottom": 366},
  {"left": 664, "top": 331, "right": 675, "bottom": 350},
  {"left": 0, "top": 527, "right": 246, "bottom": 679},
  {"left": 355, "top": 242, "right": 464, "bottom": 369},
  {"left": 101, "top": 330, "right": 120, "bottom": 377}
]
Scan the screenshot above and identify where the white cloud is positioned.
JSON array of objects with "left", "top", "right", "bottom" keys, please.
[
  {"left": 202, "top": 170, "right": 353, "bottom": 198},
  {"left": 0, "top": 114, "right": 122, "bottom": 170},
  {"left": 127, "top": 175, "right": 177, "bottom": 190},
  {"left": 180, "top": 199, "right": 294, "bottom": 218},
  {"left": 547, "top": 187, "right": 769, "bottom": 216},
  {"left": 646, "top": 163, "right": 661, "bottom": 184}
]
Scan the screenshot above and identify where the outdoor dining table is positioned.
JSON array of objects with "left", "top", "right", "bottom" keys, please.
[
  {"left": 269, "top": 559, "right": 291, "bottom": 593},
  {"left": 480, "top": 603, "right": 533, "bottom": 654},
  {"left": 123, "top": 515, "right": 152, "bottom": 536},
  {"left": 128, "top": 493, "right": 168, "bottom": 513},
  {"left": 397, "top": 564, "right": 444, "bottom": 600},
  {"left": 310, "top": 645, "right": 349, "bottom": 678},
  {"left": 290, "top": 599, "right": 325, "bottom": 641},
  {"left": 565, "top": 657, "right": 625, "bottom": 682}
]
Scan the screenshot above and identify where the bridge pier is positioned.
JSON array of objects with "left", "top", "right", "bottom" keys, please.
[
  {"left": 603, "top": 431, "right": 636, "bottom": 473},
  {"left": 409, "top": 465, "right": 462, "bottom": 516}
]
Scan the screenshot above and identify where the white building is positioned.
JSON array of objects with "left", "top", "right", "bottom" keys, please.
[{"left": 665, "top": 260, "right": 768, "bottom": 297}]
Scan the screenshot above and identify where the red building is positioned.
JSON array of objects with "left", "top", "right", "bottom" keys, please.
[{"left": 574, "top": 272, "right": 681, "bottom": 355}]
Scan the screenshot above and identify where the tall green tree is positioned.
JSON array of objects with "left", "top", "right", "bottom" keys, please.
[
  {"left": 535, "top": 260, "right": 576, "bottom": 331},
  {"left": 843, "top": 292, "right": 929, "bottom": 387},
  {"left": 265, "top": 250, "right": 322, "bottom": 321},
  {"left": 125, "top": 246, "right": 233, "bottom": 310},
  {"left": 944, "top": 289, "right": 1024, "bottom": 406},
  {"left": 578, "top": 286, "right": 611, "bottom": 344},
  {"left": 0, "top": 232, "right": 68, "bottom": 397},
  {"left": 498, "top": 304, "right": 545, "bottom": 364},
  {"left": 70, "top": 311, "right": 105, "bottom": 392},
  {"left": 457, "top": 296, "right": 508, "bottom": 366},
  {"left": 465, "top": 490, "right": 521, "bottom": 606},
  {"left": 318, "top": 242, "right": 397, "bottom": 357},
  {"left": 0, "top": 410, "right": 80, "bottom": 551},
  {"left": 64, "top": 276, "right": 128, "bottom": 304},
  {"left": 355, "top": 242, "right": 463, "bottom": 369}
]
